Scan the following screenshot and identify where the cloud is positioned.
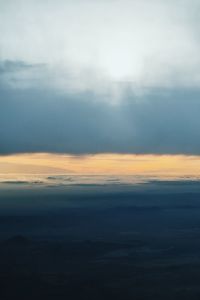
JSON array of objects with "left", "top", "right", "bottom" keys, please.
[
  {"left": 1, "top": 1, "right": 200, "bottom": 155},
  {"left": 1, "top": 60, "right": 200, "bottom": 155},
  {"left": 1, "top": 0, "right": 200, "bottom": 89},
  {"left": 1, "top": 180, "right": 43, "bottom": 185}
]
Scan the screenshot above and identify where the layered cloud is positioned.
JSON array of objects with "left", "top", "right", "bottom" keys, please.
[
  {"left": 1, "top": 1, "right": 200, "bottom": 155},
  {"left": 1, "top": 61, "right": 200, "bottom": 155}
]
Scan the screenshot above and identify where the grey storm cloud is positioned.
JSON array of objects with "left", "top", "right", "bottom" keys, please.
[
  {"left": 1, "top": 60, "right": 200, "bottom": 155},
  {"left": 1, "top": 0, "right": 200, "bottom": 155}
]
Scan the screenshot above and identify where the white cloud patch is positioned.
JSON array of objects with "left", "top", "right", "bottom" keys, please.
[{"left": 0, "top": 0, "right": 200, "bottom": 93}]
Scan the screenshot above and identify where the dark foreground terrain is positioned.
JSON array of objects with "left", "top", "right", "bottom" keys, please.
[{"left": 1, "top": 182, "right": 200, "bottom": 299}]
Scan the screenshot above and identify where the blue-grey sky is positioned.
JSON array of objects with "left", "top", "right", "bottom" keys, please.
[{"left": 1, "top": 0, "right": 200, "bottom": 155}]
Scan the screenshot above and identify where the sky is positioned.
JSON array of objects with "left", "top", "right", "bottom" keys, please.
[
  {"left": 1, "top": 0, "right": 200, "bottom": 178},
  {"left": 1, "top": 153, "right": 200, "bottom": 175}
]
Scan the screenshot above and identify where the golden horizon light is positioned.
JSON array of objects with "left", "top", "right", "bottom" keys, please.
[{"left": 0, "top": 153, "right": 200, "bottom": 180}]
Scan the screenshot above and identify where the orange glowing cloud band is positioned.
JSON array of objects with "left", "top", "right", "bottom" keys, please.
[{"left": 0, "top": 154, "right": 200, "bottom": 179}]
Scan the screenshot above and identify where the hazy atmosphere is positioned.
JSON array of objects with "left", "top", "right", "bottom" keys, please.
[
  {"left": 1, "top": 1, "right": 200, "bottom": 299},
  {"left": 1, "top": 0, "right": 200, "bottom": 155}
]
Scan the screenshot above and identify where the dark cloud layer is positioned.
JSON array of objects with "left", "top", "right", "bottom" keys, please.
[{"left": 1, "top": 61, "right": 200, "bottom": 155}]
